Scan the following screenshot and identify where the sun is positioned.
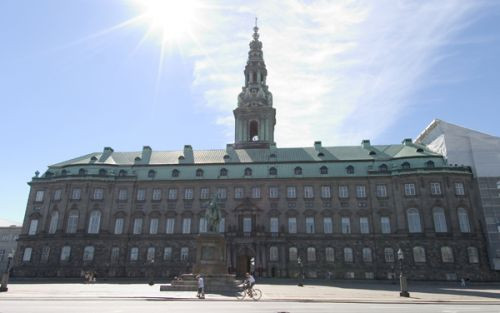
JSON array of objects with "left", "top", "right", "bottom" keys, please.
[{"left": 133, "top": 0, "right": 202, "bottom": 45}]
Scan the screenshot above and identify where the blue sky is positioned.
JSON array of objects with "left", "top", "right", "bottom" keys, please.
[{"left": 1, "top": 0, "right": 499, "bottom": 224}]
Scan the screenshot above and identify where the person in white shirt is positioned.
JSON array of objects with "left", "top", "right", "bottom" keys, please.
[
  {"left": 244, "top": 272, "right": 255, "bottom": 291},
  {"left": 196, "top": 275, "right": 205, "bottom": 299}
]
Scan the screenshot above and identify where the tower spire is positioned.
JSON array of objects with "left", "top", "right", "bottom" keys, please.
[{"left": 233, "top": 23, "right": 276, "bottom": 149}]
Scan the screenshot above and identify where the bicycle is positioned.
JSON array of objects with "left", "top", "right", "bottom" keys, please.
[{"left": 236, "top": 285, "right": 262, "bottom": 301}]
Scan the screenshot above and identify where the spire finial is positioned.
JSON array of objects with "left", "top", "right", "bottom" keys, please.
[
  {"left": 255, "top": 17, "right": 258, "bottom": 28},
  {"left": 253, "top": 17, "right": 259, "bottom": 41}
]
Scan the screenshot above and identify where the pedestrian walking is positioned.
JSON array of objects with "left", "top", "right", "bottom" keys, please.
[
  {"left": 196, "top": 275, "right": 205, "bottom": 299},
  {"left": 460, "top": 277, "right": 466, "bottom": 287}
]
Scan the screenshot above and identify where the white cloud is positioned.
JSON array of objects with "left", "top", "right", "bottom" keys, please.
[{"left": 187, "top": 0, "right": 482, "bottom": 147}]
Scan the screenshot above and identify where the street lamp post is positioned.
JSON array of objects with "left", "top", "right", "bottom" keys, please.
[
  {"left": 297, "top": 257, "right": 304, "bottom": 287},
  {"left": 397, "top": 248, "right": 410, "bottom": 297},
  {"left": 0, "top": 253, "right": 14, "bottom": 292}
]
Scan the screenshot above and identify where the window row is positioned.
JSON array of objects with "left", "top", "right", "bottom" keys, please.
[{"left": 33, "top": 181, "right": 467, "bottom": 203}]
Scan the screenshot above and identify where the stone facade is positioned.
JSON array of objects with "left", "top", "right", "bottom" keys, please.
[
  {"left": 0, "top": 225, "right": 21, "bottom": 273},
  {"left": 13, "top": 27, "right": 498, "bottom": 281}
]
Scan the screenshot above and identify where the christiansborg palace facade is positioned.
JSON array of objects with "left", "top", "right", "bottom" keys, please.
[{"left": 13, "top": 26, "right": 496, "bottom": 281}]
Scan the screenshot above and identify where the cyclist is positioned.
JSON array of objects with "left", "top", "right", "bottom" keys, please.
[{"left": 243, "top": 272, "right": 256, "bottom": 294}]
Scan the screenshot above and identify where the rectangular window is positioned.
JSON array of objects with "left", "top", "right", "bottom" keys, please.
[
  {"left": 320, "top": 185, "right": 331, "bottom": 199},
  {"left": 307, "top": 247, "right": 316, "bottom": 262},
  {"left": 243, "top": 217, "right": 252, "bottom": 233},
  {"left": 166, "top": 218, "right": 175, "bottom": 234},
  {"left": 136, "top": 189, "right": 146, "bottom": 201},
  {"left": 356, "top": 185, "right": 366, "bottom": 198},
  {"left": 380, "top": 217, "right": 391, "bottom": 234},
  {"left": 287, "top": 186, "right": 297, "bottom": 199},
  {"left": 288, "top": 217, "right": 297, "bottom": 234},
  {"left": 60, "top": 246, "right": 71, "bottom": 261},
  {"left": 306, "top": 217, "right": 315, "bottom": 234},
  {"left": 53, "top": 189, "right": 62, "bottom": 201},
  {"left": 323, "top": 217, "right": 333, "bottom": 234},
  {"left": 28, "top": 219, "right": 38, "bottom": 235},
  {"left": 133, "top": 218, "right": 143, "bottom": 234},
  {"left": 147, "top": 247, "right": 155, "bottom": 262},
  {"left": 384, "top": 248, "right": 394, "bottom": 263},
  {"left": 430, "top": 182, "right": 442, "bottom": 195},
  {"left": 341, "top": 217, "right": 351, "bottom": 234},
  {"left": 110, "top": 247, "right": 120, "bottom": 263},
  {"left": 168, "top": 188, "right": 178, "bottom": 200},
  {"left": 199, "top": 217, "right": 207, "bottom": 233},
  {"left": 152, "top": 188, "right": 162, "bottom": 201},
  {"left": 269, "top": 246, "right": 279, "bottom": 261},
  {"left": 359, "top": 217, "right": 370, "bottom": 234},
  {"left": 41, "top": 246, "right": 50, "bottom": 263},
  {"left": 404, "top": 183, "right": 416, "bottom": 196},
  {"left": 180, "top": 247, "right": 189, "bottom": 261},
  {"left": 200, "top": 187, "right": 210, "bottom": 200},
  {"left": 35, "top": 190, "right": 44, "bottom": 202},
  {"left": 71, "top": 188, "right": 81, "bottom": 200},
  {"left": 269, "top": 186, "right": 279, "bottom": 199},
  {"left": 149, "top": 218, "right": 159, "bottom": 234},
  {"left": 182, "top": 218, "right": 191, "bottom": 234},
  {"left": 234, "top": 187, "right": 244, "bottom": 199},
  {"left": 251, "top": 187, "right": 261, "bottom": 199},
  {"left": 376, "top": 184, "right": 387, "bottom": 198},
  {"left": 114, "top": 218, "right": 124, "bottom": 235},
  {"left": 362, "top": 248, "right": 372, "bottom": 263},
  {"left": 118, "top": 189, "right": 128, "bottom": 201},
  {"left": 339, "top": 185, "right": 349, "bottom": 198},
  {"left": 184, "top": 188, "right": 194, "bottom": 200},
  {"left": 325, "top": 247, "right": 335, "bottom": 262},
  {"left": 130, "top": 247, "right": 139, "bottom": 261},
  {"left": 83, "top": 246, "right": 94, "bottom": 261},
  {"left": 304, "top": 186, "right": 314, "bottom": 199},
  {"left": 93, "top": 188, "right": 104, "bottom": 200},
  {"left": 217, "top": 187, "right": 227, "bottom": 200},
  {"left": 455, "top": 182, "right": 465, "bottom": 196},
  {"left": 344, "top": 248, "right": 353, "bottom": 263},
  {"left": 163, "top": 247, "right": 172, "bottom": 261},
  {"left": 270, "top": 217, "right": 279, "bottom": 233},
  {"left": 218, "top": 217, "right": 225, "bottom": 233},
  {"left": 289, "top": 247, "right": 298, "bottom": 261},
  {"left": 23, "top": 247, "right": 32, "bottom": 262}
]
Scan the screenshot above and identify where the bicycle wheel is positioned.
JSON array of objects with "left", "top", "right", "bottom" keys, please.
[
  {"left": 236, "top": 289, "right": 246, "bottom": 300},
  {"left": 251, "top": 288, "right": 262, "bottom": 301}
]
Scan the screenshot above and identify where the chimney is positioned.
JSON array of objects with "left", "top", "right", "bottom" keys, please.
[
  {"left": 361, "top": 140, "right": 371, "bottom": 149},
  {"left": 141, "top": 146, "right": 152, "bottom": 164},
  {"left": 99, "top": 147, "right": 114, "bottom": 162},
  {"left": 402, "top": 138, "right": 412, "bottom": 146},
  {"left": 314, "top": 141, "right": 322, "bottom": 150}
]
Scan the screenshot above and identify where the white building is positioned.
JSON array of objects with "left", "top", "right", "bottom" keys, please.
[
  {"left": 0, "top": 219, "right": 21, "bottom": 272},
  {"left": 416, "top": 119, "right": 500, "bottom": 270}
]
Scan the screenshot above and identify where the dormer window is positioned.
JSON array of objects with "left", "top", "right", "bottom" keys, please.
[
  {"left": 379, "top": 164, "right": 388, "bottom": 172},
  {"left": 294, "top": 167, "right": 302, "bottom": 175},
  {"left": 220, "top": 168, "right": 228, "bottom": 176},
  {"left": 90, "top": 156, "right": 98, "bottom": 161},
  {"left": 118, "top": 170, "right": 127, "bottom": 177},
  {"left": 223, "top": 154, "right": 230, "bottom": 160},
  {"left": 196, "top": 169, "right": 204, "bottom": 177},
  {"left": 320, "top": 166, "right": 328, "bottom": 175},
  {"left": 346, "top": 165, "right": 354, "bottom": 174},
  {"left": 78, "top": 168, "right": 87, "bottom": 176},
  {"left": 269, "top": 167, "right": 277, "bottom": 176},
  {"left": 244, "top": 168, "right": 252, "bottom": 176},
  {"left": 402, "top": 162, "right": 411, "bottom": 169},
  {"left": 417, "top": 148, "right": 424, "bottom": 153},
  {"left": 270, "top": 153, "right": 276, "bottom": 159},
  {"left": 148, "top": 170, "right": 156, "bottom": 178},
  {"left": 61, "top": 169, "right": 68, "bottom": 176},
  {"left": 318, "top": 152, "right": 324, "bottom": 157},
  {"left": 426, "top": 161, "right": 435, "bottom": 169},
  {"left": 369, "top": 151, "right": 376, "bottom": 156},
  {"left": 172, "top": 169, "right": 180, "bottom": 177},
  {"left": 98, "top": 169, "right": 107, "bottom": 176}
]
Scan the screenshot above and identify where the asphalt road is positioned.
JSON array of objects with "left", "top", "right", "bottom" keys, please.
[{"left": 1, "top": 300, "right": 500, "bottom": 313}]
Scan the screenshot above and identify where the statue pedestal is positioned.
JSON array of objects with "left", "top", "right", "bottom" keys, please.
[{"left": 161, "top": 233, "right": 238, "bottom": 292}]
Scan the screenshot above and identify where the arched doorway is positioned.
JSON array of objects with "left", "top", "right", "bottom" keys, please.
[{"left": 236, "top": 246, "right": 255, "bottom": 277}]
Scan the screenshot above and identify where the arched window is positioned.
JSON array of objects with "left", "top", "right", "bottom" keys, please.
[
  {"left": 118, "top": 169, "right": 127, "bottom": 177},
  {"left": 269, "top": 246, "right": 279, "bottom": 261},
  {"left": 369, "top": 151, "right": 376, "bottom": 156},
  {"left": 307, "top": 247, "right": 316, "bottom": 262},
  {"left": 294, "top": 167, "right": 302, "bottom": 175},
  {"left": 325, "top": 247, "right": 335, "bottom": 262},
  {"left": 88, "top": 210, "right": 101, "bottom": 234},
  {"left": 413, "top": 246, "right": 426, "bottom": 263},
  {"left": 269, "top": 167, "right": 277, "bottom": 176},
  {"left": 61, "top": 169, "right": 68, "bottom": 176},
  {"left": 346, "top": 165, "right": 354, "bottom": 174},
  {"left": 362, "top": 247, "right": 372, "bottom": 263},
  {"left": 148, "top": 170, "right": 156, "bottom": 178},
  {"left": 407, "top": 208, "right": 422, "bottom": 233},
  {"left": 196, "top": 169, "right": 204, "bottom": 177},
  {"left": 66, "top": 210, "right": 79, "bottom": 234},
  {"left": 289, "top": 247, "right": 298, "bottom": 261},
  {"left": 402, "top": 162, "right": 411, "bottom": 169},
  {"left": 249, "top": 120, "right": 259, "bottom": 141},
  {"left": 433, "top": 207, "right": 447, "bottom": 233},
  {"left": 379, "top": 164, "right": 388, "bottom": 172},
  {"left": 426, "top": 160, "right": 435, "bottom": 168},
  {"left": 98, "top": 169, "right": 107, "bottom": 176},
  {"left": 220, "top": 168, "right": 228, "bottom": 176},
  {"left": 244, "top": 168, "right": 252, "bottom": 176},
  {"left": 441, "top": 246, "right": 454, "bottom": 263},
  {"left": 457, "top": 207, "right": 471, "bottom": 233},
  {"left": 48, "top": 211, "right": 59, "bottom": 234},
  {"left": 320, "top": 166, "right": 328, "bottom": 175},
  {"left": 172, "top": 169, "right": 180, "bottom": 177},
  {"left": 78, "top": 168, "right": 86, "bottom": 176}
]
